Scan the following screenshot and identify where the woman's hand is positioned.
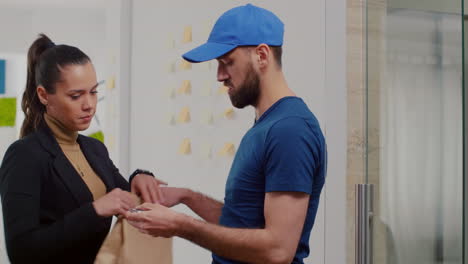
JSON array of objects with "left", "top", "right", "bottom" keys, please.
[
  {"left": 131, "top": 174, "right": 167, "bottom": 203},
  {"left": 92, "top": 188, "right": 137, "bottom": 217}
]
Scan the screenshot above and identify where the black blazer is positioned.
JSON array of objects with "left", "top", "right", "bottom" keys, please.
[{"left": 0, "top": 124, "right": 130, "bottom": 264}]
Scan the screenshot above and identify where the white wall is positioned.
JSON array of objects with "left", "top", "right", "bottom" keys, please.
[
  {"left": 324, "top": 0, "right": 347, "bottom": 263},
  {"left": 0, "top": 6, "right": 107, "bottom": 72},
  {"left": 129, "top": 0, "right": 347, "bottom": 263}
]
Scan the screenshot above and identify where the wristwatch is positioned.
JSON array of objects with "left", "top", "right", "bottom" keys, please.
[{"left": 129, "top": 168, "right": 155, "bottom": 183}]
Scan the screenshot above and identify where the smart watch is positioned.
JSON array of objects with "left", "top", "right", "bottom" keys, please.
[{"left": 129, "top": 168, "right": 155, "bottom": 183}]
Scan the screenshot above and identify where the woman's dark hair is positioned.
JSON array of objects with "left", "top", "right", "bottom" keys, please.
[{"left": 20, "top": 33, "right": 91, "bottom": 138}]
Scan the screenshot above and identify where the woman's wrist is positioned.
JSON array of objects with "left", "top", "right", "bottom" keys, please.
[{"left": 129, "top": 168, "right": 154, "bottom": 183}]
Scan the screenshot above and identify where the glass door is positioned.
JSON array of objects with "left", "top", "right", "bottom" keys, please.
[{"left": 358, "top": 0, "right": 466, "bottom": 263}]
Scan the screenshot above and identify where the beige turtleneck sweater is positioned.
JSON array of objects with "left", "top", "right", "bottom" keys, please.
[{"left": 44, "top": 113, "right": 106, "bottom": 200}]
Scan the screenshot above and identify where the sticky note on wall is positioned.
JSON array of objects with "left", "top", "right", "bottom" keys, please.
[
  {"left": 0, "top": 60, "right": 5, "bottom": 94},
  {"left": 179, "top": 59, "right": 192, "bottom": 71},
  {"left": 218, "top": 85, "right": 228, "bottom": 95},
  {"left": 179, "top": 138, "right": 192, "bottom": 155},
  {"left": 219, "top": 143, "right": 236, "bottom": 156},
  {"left": 107, "top": 76, "right": 115, "bottom": 90},
  {"left": 178, "top": 107, "right": 191, "bottom": 123},
  {"left": 178, "top": 80, "right": 191, "bottom": 95},
  {"left": 88, "top": 131, "right": 105, "bottom": 143},
  {"left": 0, "top": 97, "right": 17, "bottom": 127},
  {"left": 183, "top": 26, "right": 192, "bottom": 43},
  {"left": 224, "top": 108, "right": 235, "bottom": 119}
]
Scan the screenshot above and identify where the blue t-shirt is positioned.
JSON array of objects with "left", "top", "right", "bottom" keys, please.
[{"left": 212, "top": 97, "right": 327, "bottom": 264}]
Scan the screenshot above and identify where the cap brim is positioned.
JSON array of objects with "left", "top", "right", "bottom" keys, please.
[{"left": 182, "top": 42, "right": 237, "bottom": 63}]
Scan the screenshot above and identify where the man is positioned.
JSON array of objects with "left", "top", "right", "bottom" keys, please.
[{"left": 125, "top": 4, "right": 327, "bottom": 264}]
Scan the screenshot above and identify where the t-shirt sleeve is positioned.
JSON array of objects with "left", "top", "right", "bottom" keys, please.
[{"left": 264, "top": 117, "right": 323, "bottom": 194}]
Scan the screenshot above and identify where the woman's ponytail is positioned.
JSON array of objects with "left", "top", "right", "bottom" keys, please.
[{"left": 20, "top": 34, "right": 55, "bottom": 138}]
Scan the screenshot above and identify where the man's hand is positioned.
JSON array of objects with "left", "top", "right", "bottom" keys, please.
[
  {"left": 158, "top": 187, "right": 190, "bottom": 207},
  {"left": 125, "top": 203, "right": 184, "bottom": 238},
  {"left": 131, "top": 174, "right": 167, "bottom": 203}
]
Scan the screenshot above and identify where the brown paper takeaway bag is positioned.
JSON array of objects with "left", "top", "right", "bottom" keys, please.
[{"left": 95, "top": 205, "right": 172, "bottom": 264}]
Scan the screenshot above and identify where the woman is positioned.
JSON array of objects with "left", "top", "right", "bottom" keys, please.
[{"left": 0, "top": 34, "right": 162, "bottom": 264}]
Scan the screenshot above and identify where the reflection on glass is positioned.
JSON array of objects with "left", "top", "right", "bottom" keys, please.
[{"left": 371, "top": 7, "right": 464, "bottom": 264}]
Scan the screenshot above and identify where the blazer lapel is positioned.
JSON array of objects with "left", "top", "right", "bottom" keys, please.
[
  {"left": 53, "top": 154, "right": 94, "bottom": 204},
  {"left": 78, "top": 136, "right": 116, "bottom": 192},
  {"left": 36, "top": 126, "right": 94, "bottom": 205}
]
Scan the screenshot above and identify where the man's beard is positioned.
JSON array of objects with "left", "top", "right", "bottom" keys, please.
[{"left": 226, "top": 62, "right": 260, "bottom": 109}]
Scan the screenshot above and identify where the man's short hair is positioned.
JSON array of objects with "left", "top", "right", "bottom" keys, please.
[
  {"left": 245, "top": 45, "right": 283, "bottom": 68},
  {"left": 270, "top": 46, "right": 282, "bottom": 68}
]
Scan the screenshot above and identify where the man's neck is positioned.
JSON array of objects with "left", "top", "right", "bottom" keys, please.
[{"left": 254, "top": 71, "right": 294, "bottom": 120}]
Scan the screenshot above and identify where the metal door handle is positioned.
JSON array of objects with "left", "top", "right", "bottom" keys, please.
[{"left": 356, "top": 184, "right": 374, "bottom": 264}]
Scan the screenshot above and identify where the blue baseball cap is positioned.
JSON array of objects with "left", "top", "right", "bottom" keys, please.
[{"left": 182, "top": 4, "right": 284, "bottom": 63}]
